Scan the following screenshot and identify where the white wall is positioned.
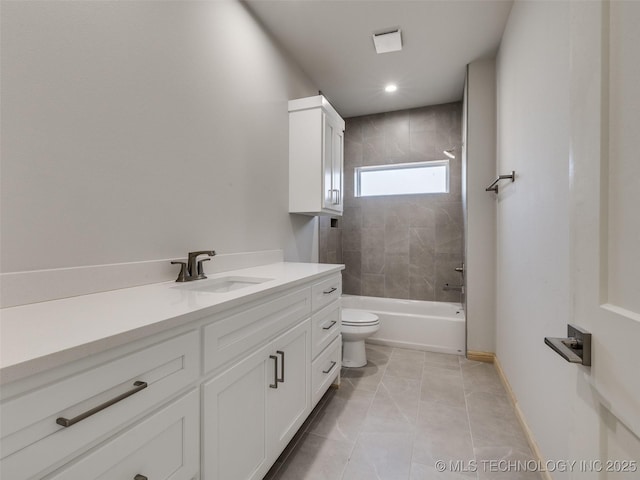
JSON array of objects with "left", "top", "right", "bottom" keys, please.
[
  {"left": 497, "top": 3, "right": 640, "bottom": 475},
  {"left": 464, "top": 58, "right": 497, "bottom": 354},
  {"left": 496, "top": 0, "right": 573, "bottom": 473},
  {"left": 1, "top": 1, "right": 317, "bottom": 281}
]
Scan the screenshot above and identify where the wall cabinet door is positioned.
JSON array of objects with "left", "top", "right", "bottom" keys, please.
[
  {"left": 332, "top": 126, "right": 344, "bottom": 212},
  {"left": 267, "top": 320, "right": 311, "bottom": 458},
  {"left": 321, "top": 113, "right": 344, "bottom": 214}
]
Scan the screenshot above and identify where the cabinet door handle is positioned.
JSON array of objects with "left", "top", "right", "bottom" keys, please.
[
  {"left": 134, "top": 475, "right": 148, "bottom": 480},
  {"left": 56, "top": 381, "right": 147, "bottom": 428},
  {"left": 323, "top": 361, "right": 337, "bottom": 374},
  {"left": 323, "top": 287, "right": 337, "bottom": 295},
  {"left": 331, "top": 189, "right": 340, "bottom": 205},
  {"left": 322, "top": 320, "right": 337, "bottom": 330},
  {"left": 276, "top": 350, "right": 285, "bottom": 383},
  {"left": 269, "top": 355, "right": 278, "bottom": 389}
]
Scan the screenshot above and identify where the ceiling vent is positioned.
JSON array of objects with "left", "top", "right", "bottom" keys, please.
[{"left": 372, "top": 29, "right": 402, "bottom": 54}]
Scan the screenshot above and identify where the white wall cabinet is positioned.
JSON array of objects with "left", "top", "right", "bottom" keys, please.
[
  {"left": 0, "top": 271, "right": 342, "bottom": 480},
  {"left": 289, "top": 95, "right": 345, "bottom": 216}
]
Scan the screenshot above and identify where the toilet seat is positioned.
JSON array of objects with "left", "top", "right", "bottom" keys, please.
[{"left": 341, "top": 308, "right": 379, "bottom": 326}]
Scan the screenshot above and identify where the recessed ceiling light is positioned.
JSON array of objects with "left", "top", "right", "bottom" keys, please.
[{"left": 385, "top": 84, "right": 398, "bottom": 93}]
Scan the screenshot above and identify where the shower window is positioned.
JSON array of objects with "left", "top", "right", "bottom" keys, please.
[{"left": 354, "top": 160, "right": 449, "bottom": 197}]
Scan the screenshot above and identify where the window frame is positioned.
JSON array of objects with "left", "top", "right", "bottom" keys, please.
[{"left": 354, "top": 159, "right": 450, "bottom": 197}]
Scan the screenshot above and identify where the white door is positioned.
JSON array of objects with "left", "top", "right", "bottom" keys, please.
[{"left": 569, "top": 0, "right": 640, "bottom": 471}]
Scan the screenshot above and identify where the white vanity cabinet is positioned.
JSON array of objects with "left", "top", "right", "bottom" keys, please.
[
  {"left": 202, "top": 319, "right": 311, "bottom": 480},
  {"left": 0, "top": 330, "right": 200, "bottom": 480},
  {"left": 0, "top": 267, "right": 343, "bottom": 480},
  {"left": 200, "top": 276, "right": 340, "bottom": 480},
  {"left": 289, "top": 95, "right": 345, "bottom": 216},
  {"left": 46, "top": 389, "right": 200, "bottom": 480},
  {"left": 308, "top": 274, "right": 342, "bottom": 407}
]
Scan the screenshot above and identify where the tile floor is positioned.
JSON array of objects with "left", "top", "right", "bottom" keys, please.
[{"left": 264, "top": 344, "right": 541, "bottom": 480}]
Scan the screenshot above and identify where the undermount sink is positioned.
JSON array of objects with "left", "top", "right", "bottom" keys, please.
[{"left": 177, "top": 276, "right": 273, "bottom": 293}]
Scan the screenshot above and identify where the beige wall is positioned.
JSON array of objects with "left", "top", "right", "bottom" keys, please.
[{"left": 1, "top": 1, "right": 317, "bottom": 279}]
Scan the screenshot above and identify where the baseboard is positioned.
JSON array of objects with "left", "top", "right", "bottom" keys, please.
[
  {"left": 466, "top": 350, "right": 495, "bottom": 363},
  {"left": 493, "top": 355, "right": 553, "bottom": 480}
]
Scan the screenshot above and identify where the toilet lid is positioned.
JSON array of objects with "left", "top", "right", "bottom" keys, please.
[{"left": 341, "top": 308, "right": 380, "bottom": 326}]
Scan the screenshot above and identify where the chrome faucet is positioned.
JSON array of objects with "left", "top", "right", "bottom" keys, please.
[{"left": 171, "top": 250, "right": 216, "bottom": 282}]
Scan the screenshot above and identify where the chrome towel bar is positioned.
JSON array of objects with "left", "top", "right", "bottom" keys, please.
[{"left": 486, "top": 171, "right": 515, "bottom": 193}]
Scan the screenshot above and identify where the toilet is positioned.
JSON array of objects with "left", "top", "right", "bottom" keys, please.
[{"left": 341, "top": 308, "right": 380, "bottom": 367}]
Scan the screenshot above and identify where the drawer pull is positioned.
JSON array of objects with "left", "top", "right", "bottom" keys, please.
[
  {"left": 323, "top": 287, "right": 337, "bottom": 295},
  {"left": 134, "top": 476, "right": 148, "bottom": 480},
  {"left": 269, "top": 355, "right": 278, "bottom": 389},
  {"left": 277, "top": 350, "right": 285, "bottom": 383},
  {"left": 322, "top": 320, "right": 337, "bottom": 330},
  {"left": 56, "top": 381, "right": 148, "bottom": 428},
  {"left": 323, "top": 361, "right": 337, "bottom": 374}
]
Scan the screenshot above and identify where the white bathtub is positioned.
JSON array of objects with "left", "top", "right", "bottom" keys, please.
[{"left": 341, "top": 295, "right": 465, "bottom": 355}]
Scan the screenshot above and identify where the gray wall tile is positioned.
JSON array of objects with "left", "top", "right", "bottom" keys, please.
[
  {"left": 342, "top": 228, "right": 362, "bottom": 252},
  {"left": 318, "top": 102, "right": 463, "bottom": 301},
  {"left": 343, "top": 250, "right": 362, "bottom": 295},
  {"left": 362, "top": 247, "right": 385, "bottom": 274},
  {"left": 384, "top": 253, "right": 410, "bottom": 299},
  {"left": 362, "top": 273, "right": 385, "bottom": 297},
  {"left": 362, "top": 227, "right": 385, "bottom": 251}
]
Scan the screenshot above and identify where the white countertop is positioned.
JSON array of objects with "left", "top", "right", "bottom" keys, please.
[{"left": 0, "top": 262, "right": 344, "bottom": 384}]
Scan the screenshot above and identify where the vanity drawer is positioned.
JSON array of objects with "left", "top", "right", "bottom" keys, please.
[
  {"left": 311, "top": 275, "right": 342, "bottom": 312},
  {"left": 311, "top": 336, "right": 341, "bottom": 407},
  {"left": 46, "top": 389, "right": 199, "bottom": 480},
  {"left": 311, "top": 301, "right": 341, "bottom": 359},
  {"left": 203, "top": 287, "right": 311, "bottom": 375},
  {"left": 0, "top": 330, "right": 199, "bottom": 480}
]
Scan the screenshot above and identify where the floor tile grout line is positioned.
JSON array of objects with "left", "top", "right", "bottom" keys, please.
[
  {"left": 460, "top": 356, "right": 481, "bottom": 480},
  {"left": 339, "top": 344, "right": 392, "bottom": 480},
  {"left": 408, "top": 347, "right": 428, "bottom": 480}
]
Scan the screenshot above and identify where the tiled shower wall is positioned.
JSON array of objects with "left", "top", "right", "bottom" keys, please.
[{"left": 319, "top": 102, "right": 463, "bottom": 302}]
